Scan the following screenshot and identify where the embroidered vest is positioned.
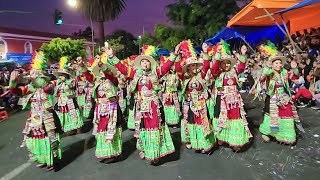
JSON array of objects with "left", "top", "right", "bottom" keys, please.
[
  {"left": 93, "top": 79, "right": 117, "bottom": 99},
  {"left": 54, "top": 79, "right": 75, "bottom": 97},
  {"left": 130, "top": 70, "right": 160, "bottom": 93},
  {"left": 163, "top": 73, "right": 179, "bottom": 93},
  {"left": 215, "top": 68, "right": 240, "bottom": 89},
  {"left": 267, "top": 69, "right": 290, "bottom": 97},
  {"left": 181, "top": 74, "right": 207, "bottom": 101}
]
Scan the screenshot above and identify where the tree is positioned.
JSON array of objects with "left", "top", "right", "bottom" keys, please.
[
  {"left": 136, "top": 0, "right": 241, "bottom": 50},
  {"left": 41, "top": 38, "right": 86, "bottom": 63},
  {"left": 134, "top": 32, "right": 158, "bottom": 47},
  {"left": 77, "top": 0, "right": 126, "bottom": 46},
  {"left": 107, "top": 30, "right": 139, "bottom": 58},
  {"left": 72, "top": 26, "right": 93, "bottom": 40},
  {"left": 106, "top": 36, "right": 125, "bottom": 54},
  {"left": 166, "top": 0, "right": 240, "bottom": 45}
]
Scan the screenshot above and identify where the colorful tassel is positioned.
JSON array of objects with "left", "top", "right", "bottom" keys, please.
[
  {"left": 180, "top": 40, "right": 196, "bottom": 60},
  {"left": 179, "top": 39, "right": 197, "bottom": 67},
  {"left": 142, "top": 45, "right": 159, "bottom": 58},
  {"left": 100, "top": 52, "right": 108, "bottom": 64},
  {"left": 259, "top": 41, "right": 278, "bottom": 57},
  {"left": 59, "top": 56, "right": 69, "bottom": 70},
  {"left": 121, "top": 57, "right": 134, "bottom": 67},
  {"left": 213, "top": 40, "right": 231, "bottom": 55},
  {"left": 207, "top": 46, "right": 215, "bottom": 56},
  {"left": 18, "top": 86, "right": 28, "bottom": 96},
  {"left": 30, "top": 51, "right": 47, "bottom": 70}
]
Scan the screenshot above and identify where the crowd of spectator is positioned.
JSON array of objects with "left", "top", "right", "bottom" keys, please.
[{"left": 243, "top": 27, "right": 320, "bottom": 111}]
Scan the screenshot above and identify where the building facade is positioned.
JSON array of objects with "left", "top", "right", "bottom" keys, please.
[{"left": 0, "top": 26, "right": 94, "bottom": 63}]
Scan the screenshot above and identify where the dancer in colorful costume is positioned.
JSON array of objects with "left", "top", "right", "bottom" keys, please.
[
  {"left": 211, "top": 41, "right": 252, "bottom": 151},
  {"left": 257, "top": 42, "right": 300, "bottom": 145},
  {"left": 124, "top": 55, "right": 137, "bottom": 130},
  {"left": 175, "top": 40, "right": 216, "bottom": 153},
  {"left": 107, "top": 44, "right": 177, "bottom": 164},
  {"left": 9, "top": 51, "right": 61, "bottom": 170},
  {"left": 83, "top": 68, "right": 95, "bottom": 119},
  {"left": 203, "top": 47, "right": 216, "bottom": 120},
  {"left": 53, "top": 57, "right": 83, "bottom": 133},
  {"left": 88, "top": 53, "right": 123, "bottom": 162},
  {"left": 117, "top": 56, "right": 135, "bottom": 116},
  {"left": 160, "top": 55, "right": 181, "bottom": 127},
  {"left": 74, "top": 56, "right": 88, "bottom": 113},
  {"left": 117, "top": 71, "right": 127, "bottom": 115},
  {"left": 82, "top": 57, "right": 98, "bottom": 119}
]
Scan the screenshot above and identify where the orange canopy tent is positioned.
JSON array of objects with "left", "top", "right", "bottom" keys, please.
[
  {"left": 272, "top": 0, "right": 320, "bottom": 33},
  {"left": 227, "top": 0, "right": 302, "bottom": 27}
]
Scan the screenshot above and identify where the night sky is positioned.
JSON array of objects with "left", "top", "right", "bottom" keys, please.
[{"left": 0, "top": 0, "right": 176, "bottom": 37}]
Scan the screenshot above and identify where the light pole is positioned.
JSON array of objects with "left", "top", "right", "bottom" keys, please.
[
  {"left": 138, "top": 35, "right": 141, "bottom": 54},
  {"left": 67, "top": 0, "right": 95, "bottom": 56}
]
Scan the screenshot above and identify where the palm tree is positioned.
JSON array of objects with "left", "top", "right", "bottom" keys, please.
[{"left": 78, "top": 0, "right": 126, "bottom": 46}]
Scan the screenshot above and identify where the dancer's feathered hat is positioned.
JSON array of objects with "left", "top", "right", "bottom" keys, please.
[
  {"left": 30, "top": 50, "right": 50, "bottom": 81},
  {"left": 54, "top": 56, "right": 73, "bottom": 77},
  {"left": 215, "top": 40, "right": 236, "bottom": 67},
  {"left": 180, "top": 40, "right": 202, "bottom": 72},
  {"left": 259, "top": 41, "right": 286, "bottom": 65},
  {"left": 135, "top": 45, "right": 159, "bottom": 70}
]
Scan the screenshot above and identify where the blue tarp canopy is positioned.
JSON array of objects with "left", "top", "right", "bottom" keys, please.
[
  {"left": 205, "top": 25, "right": 285, "bottom": 46},
  {"left": 275, "top": 0, "right": 320, "bottom": 14},
  {"left": 157, "top": 49, "right": 170, "bottom": 56}
]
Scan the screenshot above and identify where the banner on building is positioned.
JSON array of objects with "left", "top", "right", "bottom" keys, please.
[{"left": 6, "top": 53, "right": 33, "bottom": 65}]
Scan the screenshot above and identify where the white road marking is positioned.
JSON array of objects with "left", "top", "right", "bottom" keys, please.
[{"left": 0, "top": 161, "right": 32, "bottom": 180}]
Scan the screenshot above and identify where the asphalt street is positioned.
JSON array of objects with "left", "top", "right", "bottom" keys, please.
[{"left": 0, "top": 96, "right": 319, "bottom": 180}]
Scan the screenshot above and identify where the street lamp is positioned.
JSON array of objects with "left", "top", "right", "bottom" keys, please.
[
  {"left": 67, "top": 0, "right": 95, "bottom": 57},
  {"left": 67, "top": 0, "right": 78, "bottom": 8}
]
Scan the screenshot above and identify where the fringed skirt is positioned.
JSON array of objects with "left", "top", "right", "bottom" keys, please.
[
  {"left": 135, "top": 100, "right": 175, "bottom": 160},
  {"left": 26, "top": 134, "right": 62, "bottom": 166},
  {"left": 136, "top": 125, "right": 175, "bottom": 161},
  {"left": 259, "top": 95, "right": 297, "bottom": 144},
  {"left": 181, "top": 100, "right": 216, "bottom": 152},
  {"left": 94, "top": 102, "right": 123, "bottom": 159},
  {"left": 55, "top": 98, "right": 83, "bottom": 132},
  {"left": 212, "top": 94, "right": 252, "bottom": 148}
]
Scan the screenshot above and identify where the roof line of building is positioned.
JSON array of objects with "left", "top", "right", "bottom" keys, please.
[{"left": 0, "top": 32, "right": 96, "bottom": 45}]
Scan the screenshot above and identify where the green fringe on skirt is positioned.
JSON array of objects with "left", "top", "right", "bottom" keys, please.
[
  {"left": 26, "top": 134, "right": 62, "bottom": 166},
  {"left": 188, "top": 124, "right": 216, "bottom": 151},
  {"left": 57, "top": 109, "right": 84, "bottom": 132},
  {"left": 206, "top": 98, "right": 215, "bottom": 120},
  {"left": 95, "top": 128, "right": 122, "bottom": 159},
  {"left": 212, "top": 118, "right": 251, "bottom": 147},
  {"left": 83, "top": 106, "right": 90, "bottom": 118},
  {"left": 127, "top": 109, "right": 135, "bottom": 130},
  {"left": 83, "top": 102, "right": 93, "bottom": 118},
  {"left": 120, "top": 100, "right": 126, "bottom": 115},
  {"left": 163, "top": 105, "right": 180, "bottom": 125},
  {"left": 137, "top": 124, "right": 175, "bottom": 161},
  {"left": 259, "top": 114, "right": 296, "bottom": 144},
  {"left": 181, "top": 120, "right": 190, "bottom": 143},
  {"left": 77, "top": 95, "right": 86, "bottom": 108}
]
